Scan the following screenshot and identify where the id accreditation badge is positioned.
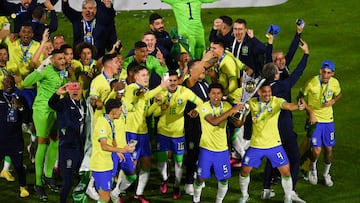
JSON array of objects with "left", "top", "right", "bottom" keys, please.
[{"left": 7, "top": 107, "right": 17, "bottom": 122}]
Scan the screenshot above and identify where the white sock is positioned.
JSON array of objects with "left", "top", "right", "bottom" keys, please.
[
  {"left": 232, "top": 136, "right": 245, "bottom": 158},
  {"left": 310, "top": 160, "right": 317, "bottom": 171},
  {"left": 323, "top": 163, "right": 331, "bottom": 176},
  {"left": 157, "top": 162, "right": 168, "bottom": 181},
  {"left": 281, "top": 176, "right": 293, "bottom": 200},
  {"left": 114, "top": 170, "right": 125, "bottom": 190},
  {"left": 174, "top": 161, "right": 183, "bottom": 187},
  {"left": 119, "top": 176, "right": 133, "bottom": 192},
  {"left": 3, "top": 159, "right": 10, "bottom": 171},
  {"left": 215, "top": 181, "right": 228, "bottom": 203},
  {"left": 193, "top": 181, "right": 204, "bottom": 202},
  {"left": 136, "top": 170, "right": 149, "bottom": 195},
  {"left": 239, "top": 175, "right": 250, "bottom": 198},
  {"left": 88, "top": 176, "right": 95, "bottom": 188}
]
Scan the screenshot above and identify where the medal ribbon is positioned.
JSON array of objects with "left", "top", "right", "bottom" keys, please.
[
  {"left": 20, "top": 40, "right": 33, "bottom": 62},
  {"left": 104, "top": 114, "right": 115, "bottom": 139},
  {"left": 210, "top": 101, "right": 223, "bottom": 117},
  {"left": 318, "top": 75, "right": 329, "bottom": 103},
  {"left": 255, "top": 97, "right": 270, "bottom": 119}
]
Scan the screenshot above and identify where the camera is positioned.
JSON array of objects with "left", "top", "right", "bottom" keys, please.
[
  {"left": 66, "top": 82, "right": 80, "bottom": 91},
  {"left": 296, "top": 19, "right": 305, "bottom": 29}
]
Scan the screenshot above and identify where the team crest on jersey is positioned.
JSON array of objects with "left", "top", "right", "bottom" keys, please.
[
  {"left": 100, "top": 129, "right": 105, "bottom": 134},
  {"left": 202, "top": 107, "right": 207, "bottom": 112},
  {"left": 267, "top": 107, "right": 272, "bottom": 113},
  {"left": 327, "top": 90, "right": 333, "bottom": 96},
  {"left": 177, "top": 99, "right": 183, "bottom": 105},
  {"left": 242, "top": 46, "right": 249, "bottom": 55}
]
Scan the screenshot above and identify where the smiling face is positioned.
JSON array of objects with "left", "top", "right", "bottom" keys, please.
[
  {"left": 19, "top": 26, "right": 34, "bottom": 45},
  {"left": 2, "top": 75, "right": 15, "bottom": 93},
  {"left": 150, "top": 18, "right": 164, "bottom": 32},
  {"left": 209, "top": 87, "right": 223, "bottom": 107},
  {"left": 0, "top": 48, "right": 9, "bottom": 66},
  {"left": 82, "top": 1, "right": 97, "bottom": 22},
  {"left": 258, "top": 85, "right": 272, "bottom": 103},
  {"left": 80, "top": 48, "right": 92, "bottom": 65},
  {"left": 142, "top": 34, "right": 157, "bottom": 53},
  {"left": 134, "top": 47, "right": 148, "bottom": 63},
  {"left": 210, "top": 42, "right": 225, "bottom": 59},
  {"left": 168, "top": 75, "right": 178, "bottom": 93},
  {"left": 319, "top": 68, "right": 334, "bottom": 84},
  {"left": 233, "top": 22, "right": 247, "bottom": 42}
]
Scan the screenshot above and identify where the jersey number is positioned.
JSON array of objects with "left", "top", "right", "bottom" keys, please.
[{"left": 187, "top": 2, "right": 194, "bottom": 20}]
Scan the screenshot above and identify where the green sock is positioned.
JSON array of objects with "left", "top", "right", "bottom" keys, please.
[
  {"left": 3, "top": 156, "right": 11, "bottom": 171},
  {"left": 45, "top": 140, "right": 59, "bottom": 178},
  {"left": 4, "top": 156, "right": 11, "bottom": 163},
  {"left": 35, "top": 143, "right": 47, "bottom": 186}
]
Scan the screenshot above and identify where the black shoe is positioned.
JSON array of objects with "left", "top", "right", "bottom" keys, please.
[
  {"left": 42, "top": 175, "right": 60, "bottom": 192},
  {"left": 34, "top": 185, "right": 48, "bottom": 202}
]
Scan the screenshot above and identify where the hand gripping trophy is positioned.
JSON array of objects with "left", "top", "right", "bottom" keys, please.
[{"left": 233, "top": 70, "right": 266, "bottom": 120}]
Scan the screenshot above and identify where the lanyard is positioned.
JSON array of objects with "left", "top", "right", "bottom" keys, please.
[
  {"left": 71, "top": 98, "right": 84, "bottom": 121},
  {"left": 102, "top": 71, "right": 113, "bottom": 85},
  {"left": 318, "top": 75, "right": 329, "bottom": 103},
  {"left": 104, "top": 114, "right": 115, "bottom": 139},
  {"left": 210, "top": 101, "right": 222, "bottom": 117},
  {"left": 83, "top": 20, "right": 96, "bottom": 35},
  {"left": 198, "top": 82, "right": 208, "bottom": 100},
  {"left": 20, "top": 40, "right": 33, "bottom": 62},
  {"left": 3, "top": 91, "right": 16, "bottom": 108},
  {"left": 71, "top": 98, "right": 84, "bottom": 134},
  {"left": 0, "top": 67, "right": 8, "bottom": 75},
  {"left": 255, "top": 97, "right": 270, "bottom": 119},
  {"left": 232, "top": 39, "right": 242, "bottom": 59},
  {"left": 215, "top": 53, "right": 226, "bottom": 73}
]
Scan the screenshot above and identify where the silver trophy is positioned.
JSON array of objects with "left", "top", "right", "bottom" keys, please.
[{"left": 233, "top": 71, "right": 266, "bottom": 120}]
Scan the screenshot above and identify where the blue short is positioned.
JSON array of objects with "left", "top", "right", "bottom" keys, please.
[
  {"left": 112, "top": 152, "right": 135, "bottom": 175},
  {"left": 197, "top": 148, "right": 231, "bottom": 180},
  {"left": 242, "top": 145, "right": 289, "bottom": 168},
  {"left": 126, "top": 132, "right": 151, "bottom": 160},
  {"left": 156, "top": 134, "right": 185, "bottom": 156},
  {"left": 310, "top": 122, "right": 336, "bottom": 147},
  {"left": 92, "top": 170, "right": 113, "bottom": 192}
]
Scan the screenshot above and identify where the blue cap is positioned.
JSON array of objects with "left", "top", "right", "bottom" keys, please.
[
  {"left": 321, "top": 60, "right": 335, "bottom": 71},
  {"left": 266, "top": 24, "right": 280, "bottom": 40}
]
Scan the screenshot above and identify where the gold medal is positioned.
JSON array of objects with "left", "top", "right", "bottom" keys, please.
[
  {"left": 252, "top": 116, "right": 257, "bottom": 123},
  {"left": 86, "top": 32, "right": 92, "bottom": 37},
  {"left": 11, "top": 13, "right": 17, "bottom": 19}
]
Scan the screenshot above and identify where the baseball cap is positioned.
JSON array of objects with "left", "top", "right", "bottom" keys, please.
[
  {"left": 321, "top": 60, "right": 335, "bottom": 71},
  {"left": 266, "top": 24, "right": 280, "bottom": 39}
]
